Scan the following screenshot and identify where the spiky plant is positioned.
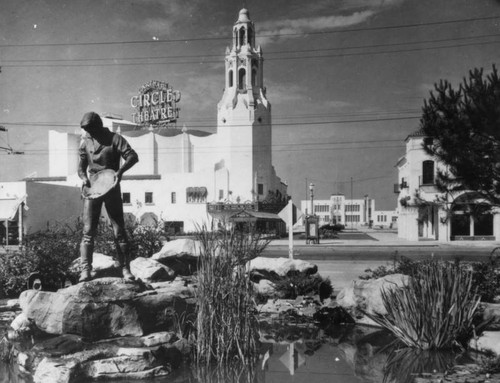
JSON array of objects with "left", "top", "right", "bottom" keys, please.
[
  {"left": 194, "top": 223, "right": 268, "bottom": 366},
  {"left": 366, "top": 260, "right": 481, "bottom": 350}
]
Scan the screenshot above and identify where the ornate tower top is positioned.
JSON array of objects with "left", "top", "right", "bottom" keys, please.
[
  {"left": 237, "top": 8, "right": 250, "bottom": 23},
  {"left": 218, "top": 8, "right": 267, "bottom": 112}
]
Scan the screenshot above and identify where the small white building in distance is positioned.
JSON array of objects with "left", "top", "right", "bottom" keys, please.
[
  {"left": 35, "top": 8, "right": 288, "bottom": 235},
  {"left": 298, "top": 194, "right": 397, "bottom": 229}
]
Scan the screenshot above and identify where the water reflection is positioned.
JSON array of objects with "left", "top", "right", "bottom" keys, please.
[{"left": 0, "top": 323, "right": 479, "bottom": 383}]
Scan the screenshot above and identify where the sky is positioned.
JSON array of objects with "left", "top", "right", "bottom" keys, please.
[{"left": 1, "top": 0, "right": 500, "bottom": 210}]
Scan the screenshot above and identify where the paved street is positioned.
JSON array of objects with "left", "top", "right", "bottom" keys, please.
[{"left": 263, "top": 229, "right": 499, "bottom": 292}]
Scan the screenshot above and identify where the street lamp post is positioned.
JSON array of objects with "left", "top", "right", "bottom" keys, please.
[{"left": 309, "top": 183, "right": 315, "bottom": 216}]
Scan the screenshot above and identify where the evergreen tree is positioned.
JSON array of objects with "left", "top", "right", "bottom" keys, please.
[{"left": 421, "top": 65, "right": 500, "bottom": 206}]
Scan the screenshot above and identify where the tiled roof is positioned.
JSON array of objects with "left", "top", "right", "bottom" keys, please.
[{"left": 405, "top": 127, "right": 426, "bottom": 141}]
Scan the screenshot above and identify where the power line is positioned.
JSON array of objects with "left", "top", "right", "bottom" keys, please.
[
  {"left": 0, "top": 115, "right": 420, "bottom": 129},
  {"left": 3, "top": 32, "right": 499, "bottom": 64},
  {"left": 1, "top": 14, "right": 499, "bottom": 48},
  {"left": 3, "top": 37, "right": 499, "bottom": 68}
]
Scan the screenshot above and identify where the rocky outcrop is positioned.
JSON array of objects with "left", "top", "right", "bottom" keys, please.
[
  {"left": 336, "top": 274, "right": 409, "bottom": 326},
  {"left": 152, "top": 239, "right": 201, "bottom": 276},
  {"left": 247, "top": 257, "right": 318, "bottom": 281},
  {"left": 4, "top": 277, "right": 196, "bottom": 382},
  {"left": 470, "top": 331, "right": 500, "bottom": 355},
  {"left": 19, "top": 277, "right": 195, "bottom": 340},
  {"left": 130, "top": 257, "right": 175, "bottom": 282}
]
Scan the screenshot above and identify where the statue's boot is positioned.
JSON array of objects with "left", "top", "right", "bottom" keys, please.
[
  {"left": 117, "top": 242, "right": 135, "bottom": 281},
  {"left": 79, "top": 238, "right": 94, "bottom": 283}
]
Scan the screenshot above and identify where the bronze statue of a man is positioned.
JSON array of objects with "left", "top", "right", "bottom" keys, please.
[{"left": 77, "top": 112, "right": 139, "bottom": 282}]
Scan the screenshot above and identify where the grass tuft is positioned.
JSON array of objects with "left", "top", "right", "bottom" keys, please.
[
  {"left": 365, "top": 260, "right": 481, "bottom": 350},
  {"left": 194, "top": 224, "right": 268, "bottom": 366}
]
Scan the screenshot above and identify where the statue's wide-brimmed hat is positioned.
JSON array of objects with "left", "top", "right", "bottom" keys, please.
[
  {"left": 82, "top": 169, "right": 116, "bottom": 200},
  {"left": 80, "top": 111, "right": 103, "bottom": 130}
]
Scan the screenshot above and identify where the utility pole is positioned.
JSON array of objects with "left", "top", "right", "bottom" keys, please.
[{"left": 305, "top": 178, "right": 308, "bottom": 215}]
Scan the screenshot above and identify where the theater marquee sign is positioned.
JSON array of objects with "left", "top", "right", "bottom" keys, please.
[{"left": 130, "top": 81, "right": 181, "bottom": 126}]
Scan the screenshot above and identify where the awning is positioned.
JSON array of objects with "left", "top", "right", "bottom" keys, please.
[{"left": 0, "top": 198, "right": 24, "bottom": 221}]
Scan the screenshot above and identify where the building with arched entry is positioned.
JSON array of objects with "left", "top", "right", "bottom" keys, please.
[
  {"left": 396, "top": 128, "right": 500, "bottom": 242},
  {"left": 32, "top": 8, "right": 287, "bottom": 235}
]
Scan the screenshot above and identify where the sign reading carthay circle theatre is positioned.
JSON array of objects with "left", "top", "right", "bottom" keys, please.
[{"left": 130, "top": 80, "right": 181, "bottom": 126}]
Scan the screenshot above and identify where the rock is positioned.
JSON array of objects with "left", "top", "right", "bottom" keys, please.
[
  {"left": 336, "top": 274, "right": 409, "bottom": 325},
  {"left": 130, "top": 257, "right": 175, "bottom": 282},
  {"left": 18, "top": 277, "right": 196, "bottom": 340},
  {"left": 152, "top": 239, "right": 202, "bottom": 276},
  {"left": 470, "top": 331, "right": 500, "bottom": 355},
  {"left": 34, "top": 357, "right": 79, "bottom": 383},
  {"left": 71, "top": 252, "right": 116, "bottom": 271},
  {"left": 480, "top": 303, "right": 500, "bottom": 330},
  {"left": 10, "top": 313, "right": 31, "bottom": 332},
  {"left": 141, "top": 331, "right": 177, "bottom": 347},
  {"left": 247, "top": 257, "right": 318, "bottom": 281},
  {"left": 253, "top": 279, "right": 276, "bottom": 296}
]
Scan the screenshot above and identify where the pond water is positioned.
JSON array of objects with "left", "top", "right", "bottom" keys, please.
[{"left": 0, "top": 322, "right": 477, "bottom": 383}]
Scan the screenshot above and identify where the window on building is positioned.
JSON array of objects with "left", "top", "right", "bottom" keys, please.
[
  {"left": 145, "top": 192, "right": 153, "bottom": 204},
  {"left": 251, "top": 69, "right": 257, "bottom": 86},
  {"left": 238, "top": 68, "right": 246, "bottom": 90},
  {"left": 257, "top": 183, "right": 264, "bottom": 195},
  {"left": 239, "top": 27, "right": 245, "bottom": 46},
  {"left": 186, "top": 187, "right": 208, "bottom": 203},
  {"left": 228, "top": 70, "right": 233, "bottom": 87},
  {"left": 219, "top": 189, "right": 224, "bottom": 200},
  {"left": 422, "top": 160, "right": 435, "bottom": 185},
  {"left": 171, "top": 192, "right": 176, "bottom": 204},
  {"left": 122, "top": 192, "right": 131, "bottom": 204}
]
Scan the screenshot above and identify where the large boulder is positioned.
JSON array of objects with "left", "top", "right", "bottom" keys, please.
[
  {"left": 470, "top": 331, "right": 500, "bottom": 355},
  {"left": 130, "top": 257, "right": 175, "bottom": 282},
  {"left": 152, "top": 239, "right": 202, "bottom": 276},
  {"left": 247, "top": 257, "right": 318, "bottom": 281},
  {"left": 19, "top": 277, "right": 196, "bottom": 340},
  {"left": 336, "top": 274, "right": 409, "bottom": 326}
]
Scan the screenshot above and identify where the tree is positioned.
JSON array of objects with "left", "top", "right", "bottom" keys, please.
[{"left": 421, "top": 65, "right": 500, "bottom": 207}]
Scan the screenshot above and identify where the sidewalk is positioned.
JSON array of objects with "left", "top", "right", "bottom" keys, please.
[{"left": 269, "top": 229, "right": 499, "bottom": 248}]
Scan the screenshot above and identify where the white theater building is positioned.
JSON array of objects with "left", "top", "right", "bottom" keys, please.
[{"left": 41, "top": 8, "right": 288, "bottom": 234}]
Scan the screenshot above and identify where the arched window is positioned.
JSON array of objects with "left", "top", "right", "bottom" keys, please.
[
  {"left": 422, "top": 160, "right": 435, "bottom": 185},
  {"left": 239, "top": 28, "right": 245, "bottom": 46},
  {"left": 238, "top": 68, "right": 246, "bottom": 90},
  {"left": 228, "top": 70, "right": 233, "bottom": 87},
  {"left": 251, "top": 68, "right": 257, "bottom": 86}
]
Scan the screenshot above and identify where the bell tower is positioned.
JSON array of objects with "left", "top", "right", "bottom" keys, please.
[{"left": 217, "top": 8, "right": 273, "bottom": 203}]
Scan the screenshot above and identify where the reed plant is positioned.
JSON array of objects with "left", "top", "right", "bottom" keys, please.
[
  {"left": 194, "top": 224, "right": 268, "bottom": 366},
  {"left": 366, "top": 260, "right": 481, "bottom": 350}
]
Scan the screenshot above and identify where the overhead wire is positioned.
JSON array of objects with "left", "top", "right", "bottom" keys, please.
[
  {"left": 1, "top": 14, "right": 499, "bottom": 48},
  {"left": 2, "top": 32, "right": 500, "bottom": 64}
]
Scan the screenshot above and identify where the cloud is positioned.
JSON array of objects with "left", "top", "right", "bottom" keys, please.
[{"left": 257, "top": 10, "right": 375, "bottom": 46}]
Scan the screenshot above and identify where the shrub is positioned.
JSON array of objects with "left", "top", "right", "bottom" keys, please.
[
  {"left": 360, "top": 256, "right": 418, "bottom": 280},
  {"left": 361, "top": 255, "right": 500, "bottom": 303},
  {"left": 0, "top": 224, "right": 81, "bottom": 297},
  {"left": 93, "top": 219, "right": 165, "bottom": 259},
  {"left": 366, "top": 260, "right": 481, "bottom": 350},
  {"left": 194, "top": 225, "right": 268, "bottom": 366},
  {"left": 470, "top": 258, "right": 500, "bottom": 303},
  {"left": 0, "top": 218, "right": 166, "bottom": 298},
  {"left": 272, "top": 273, "right": 333, "bottom": 300}
]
